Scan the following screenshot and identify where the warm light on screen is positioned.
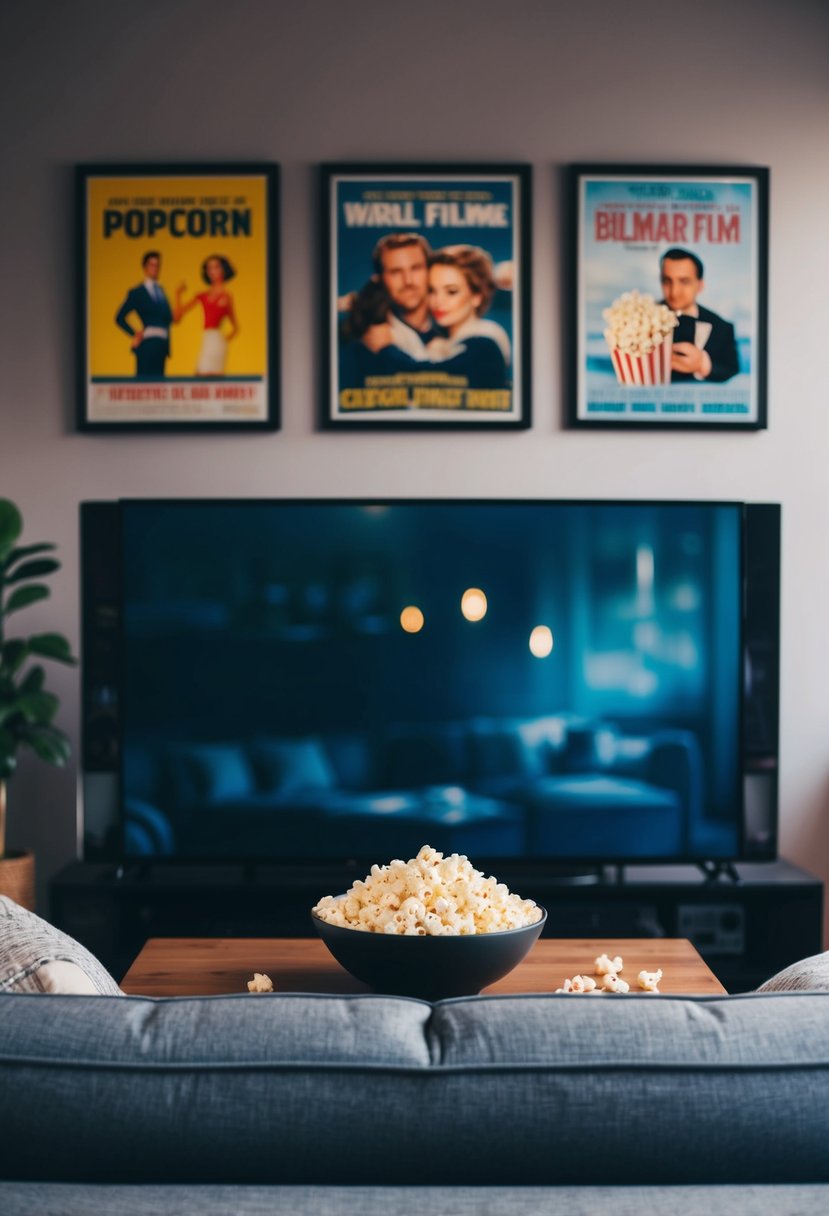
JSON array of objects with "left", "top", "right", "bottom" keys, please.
[
  {"left": 400, "top": 605, "right": 425, "bottom": 633},
  {"left": 461, "top": 588, "right": 487, "bottom": 621},
  {"left": 529, "top": 625, "right": 554, "bottom": 658}
]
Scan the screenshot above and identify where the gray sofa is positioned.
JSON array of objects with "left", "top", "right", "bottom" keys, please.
[
  {"left": 1, "top": 895, "right": 826, "bottom": 1212},
  {"left": 2, "top": 986, "right": 829, "bottom": 1213}
]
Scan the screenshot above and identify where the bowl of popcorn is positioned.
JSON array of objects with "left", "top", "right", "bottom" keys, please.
[
  {"left": 311, "top": 845, "right": 546, "bottom": 1001},
  {"left": 603, "top": 289, "right": 678, "bottom": 386}
]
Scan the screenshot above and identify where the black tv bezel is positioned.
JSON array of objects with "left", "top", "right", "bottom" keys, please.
[{"left": 80, "top": 497, "right": 780, "bottom": 872}]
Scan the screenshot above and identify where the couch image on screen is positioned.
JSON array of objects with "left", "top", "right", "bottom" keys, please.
[
  {"left": 119, "top": 501, "right": 742, "bottom": 864},
  {"left": 124, "top": 715, "right": 713, "bottom": 862}
]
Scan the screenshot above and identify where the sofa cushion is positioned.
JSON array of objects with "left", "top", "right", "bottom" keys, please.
[
  {"left": 322, "top": 733, "right": 378, "bottom": 790},
  {"left": 0, "top": 896, "right": 122, "bottom": 995},
  {"left": 250, "top": 738, "right": 335, "bottom": 794},
  {"left": 756, "top": 950, "right": 829, "bottom": 992},
  {"left": 528, "top": 775, "right": 682, "bottom": 856}
]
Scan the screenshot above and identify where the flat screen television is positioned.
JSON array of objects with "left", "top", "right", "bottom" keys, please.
[{"left": 79, "top": 499, "right": 780, "bottom": 870}]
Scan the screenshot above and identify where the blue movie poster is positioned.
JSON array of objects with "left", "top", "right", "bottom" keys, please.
[
  {"left": 326, "top": 169, "right": 528, "bottom": 426},
  {"left": 576, "top": 170, "right": 766, "bottom": 426}
]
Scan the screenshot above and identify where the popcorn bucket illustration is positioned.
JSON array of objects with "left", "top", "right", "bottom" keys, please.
[
  {"left": 603, "top": 291, "right": 677, "bottom": 388},
  {"left": 608, "top": 335, "right": 673, "bottom": 386}
]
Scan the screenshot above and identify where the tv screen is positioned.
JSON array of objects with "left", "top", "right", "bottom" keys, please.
[{"left": 84, "top": 498, "right": 777, "bottom": 868}]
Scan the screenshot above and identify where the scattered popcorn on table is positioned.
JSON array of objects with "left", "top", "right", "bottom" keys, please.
[
  {"left": 594, "top": 953, "right": 624, "bottom": 976},
  {"left": 312, "top": 845, "right": 543, "bottom": 936},
  {"left": 247, "top": 972, "right": 273, "bottom": 993},
  {"left": 599, "top": 972, "right": 630, "bottom": 994},
  {"left": 555, "top": 974, "right": 597, "bottom": 994},
  {"left": 555, "top": 953, "right": 664, "bottom": 996}
]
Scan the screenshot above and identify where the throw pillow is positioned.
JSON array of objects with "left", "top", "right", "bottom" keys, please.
[
  {"left": 560, "top": 725, "right": 603, "bottom": 773},
  {"left": 167, "top": 743, "right": 254, "bottom": 805},
  {"left": 756, "top": 950, "right": 829, "bottom": 992},
  {"left": 0, "top": 895, "right": 122, "bottom": 995},
  {"left": 250, "top": 737, "right": 335, "bottom": 794},
  {"left": 468, "top": 719, "right": 539, "bottom": 780}
]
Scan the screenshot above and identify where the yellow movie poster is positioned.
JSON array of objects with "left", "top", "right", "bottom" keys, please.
[{"left": 77, "top": 164, "right": 279, "bottom": 430}]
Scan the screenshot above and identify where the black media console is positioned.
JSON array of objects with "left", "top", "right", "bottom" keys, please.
[{"left": 50, "top": 857, "right": 822, "bottom": 993}]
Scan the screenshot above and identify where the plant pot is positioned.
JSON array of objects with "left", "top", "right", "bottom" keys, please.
[{"left": 0, "top": 850, "right": 36, "bottom": 912}]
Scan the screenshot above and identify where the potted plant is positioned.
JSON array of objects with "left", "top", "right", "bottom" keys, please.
[{"left": 0, "top": 498, "right": 76, "bottom": 909}]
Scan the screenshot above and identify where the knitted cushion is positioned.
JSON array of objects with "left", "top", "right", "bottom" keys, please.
[
  {"left": 0, "top": 895, "right": 122, "bottom": 995},
  {"left": 756, "top": 950, "right": 829, "bottom": 992}
]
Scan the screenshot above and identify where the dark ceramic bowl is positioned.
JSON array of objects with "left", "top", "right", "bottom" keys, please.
[{"left": 310, "top": 905, "right": 547, "bottom": 1001}]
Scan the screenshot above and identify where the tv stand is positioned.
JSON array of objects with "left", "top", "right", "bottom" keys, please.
[
  {"left": 50, "top": 858, "right": 823, "bottom": 993},
  {"left": 113, "top": 861, "right": 153, "bottom": 882},
  {"left": 697, "top": 860, "right": 741, "bottom": 884}
]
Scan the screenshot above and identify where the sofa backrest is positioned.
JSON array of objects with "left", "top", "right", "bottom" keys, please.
[{"left": 2, "top": 990, "right": 828, "bottom": 1186}]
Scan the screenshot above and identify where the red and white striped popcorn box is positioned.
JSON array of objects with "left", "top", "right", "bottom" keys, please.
[{"left": 608, "top": 334, "right": 673, "bottom": 386}]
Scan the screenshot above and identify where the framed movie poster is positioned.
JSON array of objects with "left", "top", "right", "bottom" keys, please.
[
  {"left": 321, "top": 163, "right": 531, "bottom": 429},
  {"left": 570, "top": 164, "right": 768, "bottom": 429},
  {"left": 76, "top": 162, "right": 279, "bottom": 431}
]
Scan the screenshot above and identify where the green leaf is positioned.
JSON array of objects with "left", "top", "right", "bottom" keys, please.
[
  {"left": 28, "top": 633, "right": 77, "bottom": 665},
  {"left": 4, "top": 543, "right": 56, "bottom": 570},
  {"left": 0, "top": 500, "right": 22, "bottom": 558},
  {"left": 1, "top": 639, "right": 28, "bottom": 674},
  {"left": 19, "top": 666, "right": 45, "bottom": 695},
  {"left": 3, "top": 584, "right": 50, "bottom": 616},
  {"left": 5, "top": 558, "right": 60, "bottom": 584},
  {"left": 18, "top": 690, "right": 59, "bottom": 724},
  {"left": 23, "top": 726, "right": 70, "bottom": 766},
  {"left": 0, "top": 702, "right": 21, "bottom": 727}
]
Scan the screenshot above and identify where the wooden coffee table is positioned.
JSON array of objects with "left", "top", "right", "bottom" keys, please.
[{"left": 120, "top": 936, "right": 727, "bottom": 997}]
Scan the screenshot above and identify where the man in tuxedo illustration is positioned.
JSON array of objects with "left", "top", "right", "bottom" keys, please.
[
  {"left": 115, "top": 250, "right": 174, "bottom": 377},
  {"left": 660, "top": 247, "right": 739, "bottom": 383}
]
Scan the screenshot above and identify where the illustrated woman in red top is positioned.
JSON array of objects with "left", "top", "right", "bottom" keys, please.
[{"left": 174, "top": 255, "right": 239, "bottom": 375}]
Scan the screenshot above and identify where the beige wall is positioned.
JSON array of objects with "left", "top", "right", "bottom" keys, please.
[{"left": 2, "top": 0, "right": 829, "bottom": 941}]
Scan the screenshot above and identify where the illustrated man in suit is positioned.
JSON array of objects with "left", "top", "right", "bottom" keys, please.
[
  {"left": 660, "top": 247, "right": 739, "bottom": 383},
  {"left": 115, "top": 250, "right": 174, "bottom": 377},
  {"left": 339, "top": 233, "right": 445, "bottom": 389}
]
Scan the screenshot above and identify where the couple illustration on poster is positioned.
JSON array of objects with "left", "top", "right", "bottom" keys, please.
[
  {"left": 339, "top": 234, "right": 513, "bottom": 391},
  {"left": 114, "top": 250, "right": 239, "bottom": 378}
]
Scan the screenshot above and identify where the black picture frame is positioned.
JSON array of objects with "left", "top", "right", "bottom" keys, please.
[
  {"left": 320, "top": 162, "right": 532, "bottom": 430},
  {"left": 76, "top": 162, "right": 280, "bottom": 432},
  {"left": 568, "top": 163, "right": 768, "bottom": 430}
]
